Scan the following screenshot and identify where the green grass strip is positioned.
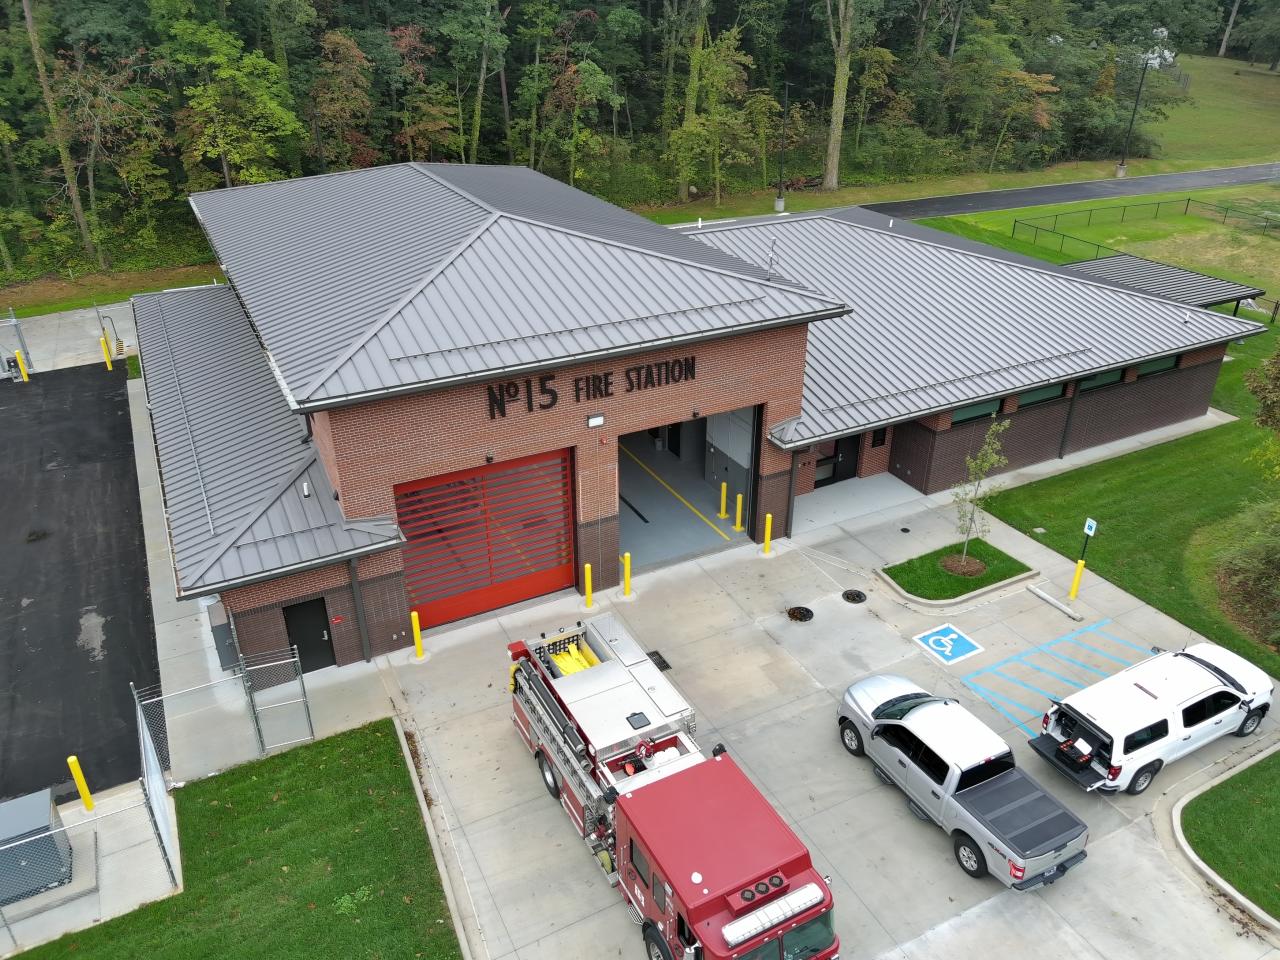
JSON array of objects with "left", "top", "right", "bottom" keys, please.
[{"left": 883, "top": 538, "right": 1031, "bottom": 600}]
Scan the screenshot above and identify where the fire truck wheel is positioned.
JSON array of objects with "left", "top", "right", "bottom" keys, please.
[
  {"left": 839, "top": 719, "right": 865, "bottom": 757},
  {"left": 952, "top": 833, "right": 987, "bottom": 879},
  {"left": 537, "top": 753, "right": 561, "bottom": 800},
  {"left": 642, "top": 925, "right": 674, "bottom": 960}
]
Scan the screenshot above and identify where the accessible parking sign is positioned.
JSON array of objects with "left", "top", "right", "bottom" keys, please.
[{"left": 913, "top": 623, "right": 983, "bottom": 666}]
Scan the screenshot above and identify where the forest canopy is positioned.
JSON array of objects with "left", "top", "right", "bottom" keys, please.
[{"left": 0, "top": 0, "right": 1273, "bottom": 281}]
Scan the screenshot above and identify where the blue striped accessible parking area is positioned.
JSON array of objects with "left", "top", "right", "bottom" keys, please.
[{"left": 962, "top": 620, "right": 1152, "bottom": 737}]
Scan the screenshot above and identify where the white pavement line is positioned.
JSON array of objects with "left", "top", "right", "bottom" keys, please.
[
  {"left": 1026, "top": 582, "right": 1084, "bottom": 621},
  {"left": 381, "top": 661, "right": 492, "bottom": 960},
  {"left": 1172, "top": 740, "right": 1280, "bottom": 938}
]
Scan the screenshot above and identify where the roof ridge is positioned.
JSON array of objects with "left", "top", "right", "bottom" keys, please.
[
  {"left": 492, "top": 210, "right": 845, "bottom": 304},
  {"left": 189, "top": 163, "right": 418, "bottom": 200},
  {"left": 408, "top": 162, "right": 499, "bottom": 214},
  {"left": 298, "top": 210, "right": 503, "bottom": 401},
  {"left": 184, "top": 451, "right": 318, "bottom": 586}
]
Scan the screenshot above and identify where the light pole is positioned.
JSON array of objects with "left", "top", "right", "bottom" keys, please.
[
  {"left": 775, "top": 81, "right": 790, "bottom": 213},
  {"left": 1117, "top": 29, "right": 1169, "bottom": 178}
]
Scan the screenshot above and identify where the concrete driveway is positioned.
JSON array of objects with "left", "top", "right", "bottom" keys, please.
[{"left": 392, "top": 498, "right": 1279, "bottom": 960}]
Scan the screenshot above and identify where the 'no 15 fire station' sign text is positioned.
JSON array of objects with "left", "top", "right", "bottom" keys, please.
[{"left": 486, "top": 356, "right": 697, "bottom": 420}]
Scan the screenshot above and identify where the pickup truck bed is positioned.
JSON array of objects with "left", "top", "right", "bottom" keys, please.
[{"left": 955, "top": 768, "right": 1087, "bottom": 860}]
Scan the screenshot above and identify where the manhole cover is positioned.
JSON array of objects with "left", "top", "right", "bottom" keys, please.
[
  {"left": 900, "top": 527, "right": 911, "bottom": 533},
  {"left": 647, "top": 650, "right": 672, "bottom": 672},
  {"left": 842, "top": 589, "right": 866, "bottom": 604},
  {"left": 25, "top": 529, "right": 47, "bottom": 543},
  {"left": 787, "top": 606, "right": 814, "bottom": 622}
]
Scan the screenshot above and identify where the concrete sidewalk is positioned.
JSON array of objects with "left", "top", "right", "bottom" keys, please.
[{"left": 12, "top": 301, "right": 136, "bottom": 373}]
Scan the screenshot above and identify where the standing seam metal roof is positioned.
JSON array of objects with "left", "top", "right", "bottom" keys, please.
[
  {"left": 188, "top": 163, "right": 844, "bottom": 410},
  {"left": 1064, "top": 254, "right": 1265, "bottom": 308},
  {"left": 687, "top": 216, "right": 1264, "bottom": 447},
  {"left": 133, "top": 284, "right": 401, "bottom": 596}
]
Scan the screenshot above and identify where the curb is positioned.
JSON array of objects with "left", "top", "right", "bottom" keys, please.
[
  {"left": 391, "top": 714, "right": 477, "bottom": 960},
  {"left": 874, "top": 566, "right": 1039, "bottom": 608},
  {"left": 1171, "top": 739, "right": 1280, "bottom": 936}
]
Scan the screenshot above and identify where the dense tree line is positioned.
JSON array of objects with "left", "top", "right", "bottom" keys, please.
[{"left": 0, "top": 0, "right": 1276, "bottom": 280}]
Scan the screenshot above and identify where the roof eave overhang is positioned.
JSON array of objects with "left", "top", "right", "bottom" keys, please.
[
  {"left": 174, "top": 535, "right": 404, "bottom": 600},
  {"left": 293, "top": 305, "right": 849, "bottom": 413},
  {"left": 770, "top": 326, "right": 1265, "bottom": 451}
]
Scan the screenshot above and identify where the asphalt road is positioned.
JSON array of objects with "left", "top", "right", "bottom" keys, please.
[
  {"left": 0, "top": 365, "right": 158, "bottom": 802},
  {"left": 864, "top": 161, "right": 1280, "bottom": 218}
]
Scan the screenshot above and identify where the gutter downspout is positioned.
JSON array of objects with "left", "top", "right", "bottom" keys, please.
[
  {"left": 1058, "top": 382, "right": 1081, "bottom": 459},
  {"left": 349, "top": 558, "right": 372, "bottom": 662}
]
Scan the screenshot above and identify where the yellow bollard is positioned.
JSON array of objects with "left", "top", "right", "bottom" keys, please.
[
  {"left": 718, "top": 482, "right": 728, "bottom": 519},
  {"left": 99, "top": 336, "right": 113, "bottom": 371},
  {"left": 411, "top": 610, "right": 424, "bottom": 660},
  {"left": 623, "top": 552, "right": 632, "bottom": 597},
  {"left": 763, "top": 513, "right": 773, "bottom": 555},
  {"left": 1068, "top": 559, "right": 1086, "bottom": 601},
  {"left": 14, "top": 348, "right": 29, "bottom": 382},
  {"left": 67, "top": 756, "right": 94, "bottom": 812},
  {"left": 584, "top": 563, "right": 593, "bottom": 608},
  {"left": 733, "top": 493, "right": 744, "bottom": 532}
]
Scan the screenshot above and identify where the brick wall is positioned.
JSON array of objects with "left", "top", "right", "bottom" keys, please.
[
  {"left": 921, "top": 398, "right": 1072, "bottom": 492},
  {"left": 857, "top": 428, "right": 893, "bottom": 477},
  {"left": 889, "top": 421, "right": 937, "bottom": 489},
  {"left": 1063, "top": 359, "right": 1221, "bottom": 455},
  {"left": 224, "top": 552, "right": 411, "bottom": 666},
  {"left": 321, "top": 325, "right": 810, "bottom": 591},
  {"left": 792, "top": 446, "right": 818, "bottom": 498},
  {"left": 1179, "top": 344, "right": 1227, "bottom": 368}
]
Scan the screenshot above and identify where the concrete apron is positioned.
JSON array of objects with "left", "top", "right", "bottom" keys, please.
[{"left": 379, "top": 504, "right": 1280, "bottom": 960}]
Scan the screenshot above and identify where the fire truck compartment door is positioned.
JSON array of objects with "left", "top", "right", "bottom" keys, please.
[
  {"left": 587, "top": 614, "right": 649, "bottom": 666},
  {"left": 630, "top": 660, "right": 691, "bottom": 719}
]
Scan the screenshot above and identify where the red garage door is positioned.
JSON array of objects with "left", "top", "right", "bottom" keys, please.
[{"left": 394, "top": 451, "right": 575, "bottom": 626}]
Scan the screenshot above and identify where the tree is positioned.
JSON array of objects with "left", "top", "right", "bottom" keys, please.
[
  {"left": 742, "top": 87, "right": 780, "bottom": 187},
  {"left": 544, "top": 58, "right": 618, "bottom": 185},
  {"left": 441, "top": 0, "right": 509, "bottom": 163},
  {"left": 1219, "top": 0, "right": 1243, "bottom": 55},
  {"left": 669, "top": 26, "right": 752, "bottom": 205},
  {"left": 674, "top": 0, "right": 711, "bottom": 201},
  {"left": 390, "top": 26, "right": 460, "bottom": 163},
  {"left": 987, "top": 69, "right": 1058, "bottom": 171},
  {"left": 20, "top": 0, "right": 101, "bottom": 268},
  {"left": 1236, "top": 0, "right": 1280, "bottom": 69},
  {"left": 953, "top": 418, "right": 1011, "bottom": 565},
  {"left": 265, "top": 0, "right": 318, "bottom": 80},
  {"left": 819, "top": 0, "right": 875, "bottom": 190},
  {"left": 171, "top": 20, "right": 304, "bottom": 187},
  {"left": 1247, "top": 346, "right": 1280, "bottom": 479},
  {"left": 307, "top": 31, "right": 376, "bottom": 170},
  {"left": 852, "top": 46, "right": 893, "bottom": 157}
]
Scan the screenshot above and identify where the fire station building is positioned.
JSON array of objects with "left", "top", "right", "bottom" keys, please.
[{"left": 133, "top": 163, "right": 1262, "bottom": 671}]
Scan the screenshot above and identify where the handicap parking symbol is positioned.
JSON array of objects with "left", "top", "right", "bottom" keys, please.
[{"left": 913, "top": 623, "right": 983, "bottom": 666}]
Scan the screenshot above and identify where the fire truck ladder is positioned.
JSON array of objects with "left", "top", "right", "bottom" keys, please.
[{"left": 512, "top": 660, "right": 609, "bottom": 842}]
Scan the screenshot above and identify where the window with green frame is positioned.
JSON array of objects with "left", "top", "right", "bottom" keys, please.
[
  {"left": 1077, "top": 368, "right": 1124, "bottom": 392},
  {"left": 1017, "top": 383, "right": 1066, "bottom": 407},
  {"left": 1136, "top": 355, "right": 1178, "bottom": 377},
  {"left": 950, "top": 399, "right": 1001, "bottom": 424}
]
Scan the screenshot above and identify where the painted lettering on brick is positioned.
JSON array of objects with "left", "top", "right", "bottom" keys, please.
[{"left": 488, "top": 374, "right": 558, "bottom": 420}]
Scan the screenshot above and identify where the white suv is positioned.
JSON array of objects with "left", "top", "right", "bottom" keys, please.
[{"left": 1030, "top": 642, "right": 1272, "bottom": 795}]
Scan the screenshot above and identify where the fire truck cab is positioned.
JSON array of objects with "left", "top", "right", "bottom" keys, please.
[{"left": 508, "top": 615, "right": 838, "bottom": 960}]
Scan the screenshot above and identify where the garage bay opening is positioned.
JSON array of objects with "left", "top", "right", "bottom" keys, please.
[{"left": 618, "top": 407, "right": 757, "bottom": 568}]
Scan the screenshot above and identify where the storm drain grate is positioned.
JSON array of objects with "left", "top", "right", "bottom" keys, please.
[
  {"left": 647, "top": 650, "right": 672, "bottom": 671},
  {"left": 787, "top": 606, "right": 814, "bottom": 622},
  {"left": 842, "top": 589, "right": 866, "bottom": 604}
]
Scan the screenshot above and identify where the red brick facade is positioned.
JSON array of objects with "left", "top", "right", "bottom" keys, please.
[{"left": 857, "top": 427, "right": 893, "bottom": 477}]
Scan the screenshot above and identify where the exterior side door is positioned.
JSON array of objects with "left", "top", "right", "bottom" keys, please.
[
  {"left": 899, "top": 741, "right": 950, "bottom": 824},
  {"left": 1173, "top": 691, "right": 1241, "bottom": 760},
  {"left": 869, "top": 723, "right": 930, "bottom": 808}
]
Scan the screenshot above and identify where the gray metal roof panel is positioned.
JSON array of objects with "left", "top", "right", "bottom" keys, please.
[
  {"left": 303, "top": 215, "right": 846, "bottom": 405},
  {"left": 190, "top": 163, "right": 827, "bottom": 408},
  {"left": 1065, "top": 254, "right": 1265, "bottom": 307},
  {"left": 133, "top": 285, "right": 400, "bottom": 595},
  {"left": 688, "top": 217, "right": 1264, "bottom": 447}
]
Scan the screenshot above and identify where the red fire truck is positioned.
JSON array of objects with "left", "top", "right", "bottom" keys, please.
[{"left": 508, "top": 614, "right": 840, "bottom": 960}]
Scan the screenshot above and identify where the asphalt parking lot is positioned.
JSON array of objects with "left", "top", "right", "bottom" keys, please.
[
  {"left": 395, "top": 499, "right": 1280, "bottom": 960},
  {"left": 0, "top": 365, "right": 158, "bottom": 800}
]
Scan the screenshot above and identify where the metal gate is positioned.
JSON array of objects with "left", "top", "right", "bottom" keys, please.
[{"left": 395, "top": 450, "right": 575, "bottom": 626}]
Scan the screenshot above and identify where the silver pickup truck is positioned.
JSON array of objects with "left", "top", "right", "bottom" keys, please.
[{"left": 838, "top": 675, "right": 1089, "bottom": 889}]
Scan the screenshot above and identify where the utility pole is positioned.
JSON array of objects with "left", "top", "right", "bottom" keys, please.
[{"left": 775, "top": 81, "right": 790, "bottom": 213}]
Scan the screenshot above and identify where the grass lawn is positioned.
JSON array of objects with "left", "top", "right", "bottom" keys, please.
[
  {"left": 1, "top": 263, "right": 223, "bottom": 318},
  {"left": 1182, "top": 751, "right": 1280, "bottom": 921},
  {"left": 883, "top": 539, "right": 1031, "bottom": 600},
  {"left": 22, "top": 720, "right": 463, "bottom": 960}
]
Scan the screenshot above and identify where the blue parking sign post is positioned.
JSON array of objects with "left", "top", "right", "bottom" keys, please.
[{"left": 912, "top": 624, "right": 983, "bottom": 665}]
